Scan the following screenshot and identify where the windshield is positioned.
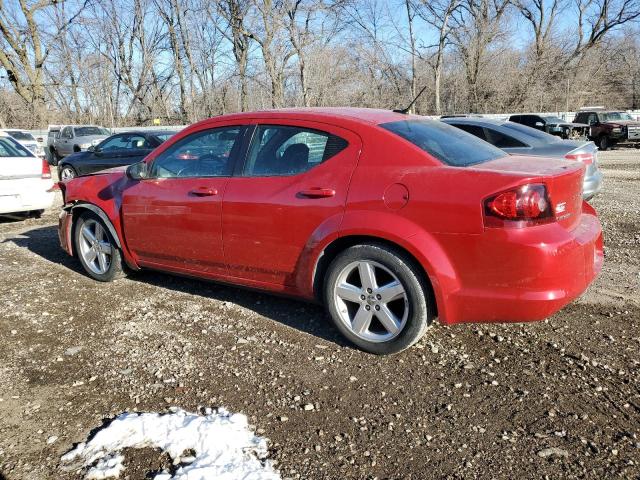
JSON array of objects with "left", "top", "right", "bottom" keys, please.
[
  {"left": 6, "top": 131, "right": 36, "bottom": 141},
  {"left": 601, "top": 112, "right": 634, "bottom": 121},
  {"left": 543, "top": 116, "right": 566, "bottom": 124},
  {"left": 74, "top": 126, "right": 109, "bottom": 137},
  {"left": 502, "top": 122, "right": 560, "bottom": 142},
  {"left": 0, "top": 137, "right": 34, "bottom": 157},
  {"left": 380, "top": 119, "right": 505, "bottom": 166}
]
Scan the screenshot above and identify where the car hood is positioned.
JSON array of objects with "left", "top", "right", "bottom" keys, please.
[
  {"left": 604, "top": 120, "right": 640, "bottom": 127},
  {"left": 548, "top": 122, "right": 589, "bottom": 128}
]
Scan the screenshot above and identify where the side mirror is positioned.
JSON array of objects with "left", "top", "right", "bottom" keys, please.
[{"left": 126, "top": 161, "right": 148, "bottom": 180}]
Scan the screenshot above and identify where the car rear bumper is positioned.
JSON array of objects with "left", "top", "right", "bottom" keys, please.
[
  {"left": 583, "top": 170, "right": 603, "bottom": 200},
  {"left": 436, "top": 202, "right": 603, "bottom": 324},
  {"left": 0, "top": 180, "right": 54, "bottom": 215}
]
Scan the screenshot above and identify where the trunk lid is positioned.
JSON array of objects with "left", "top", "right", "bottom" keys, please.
[{"left": 473, "top": 155, "right": 585, "bottom": 229}]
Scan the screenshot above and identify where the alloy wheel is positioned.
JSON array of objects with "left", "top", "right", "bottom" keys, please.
[
  {"left": 333, "top": 260, "right": 409, "bottom": 343},
  {"left": 61, "top": 167, "right": 76, "bottom": 180},
  {"left": 78, "top": 219, "right": 113, "bottom": 275}
]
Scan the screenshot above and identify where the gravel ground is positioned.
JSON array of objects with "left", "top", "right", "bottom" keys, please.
[{"left": 1, "top": 149, "right": 639, "bottom": 479}]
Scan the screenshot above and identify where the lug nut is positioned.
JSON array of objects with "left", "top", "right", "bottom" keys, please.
[
  {"left": 376, "top": 294, "right": 382, "bottom": 300},
  {"left": 375, "top": 305, "right": 380, "bottom": 311},
  {"left": 360, "top": 294, "right": 366, "bottom": 300},
  {"left": 365, "top": 305, "right": 371, "bottom": 311},
  {"left": 367, "top": 288, "right": 372, "bottom": 293}
]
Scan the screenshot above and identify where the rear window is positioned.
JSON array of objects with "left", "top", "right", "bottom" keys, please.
[
  {"left": 74, "top": 126, "right": 109, "bottom": 137},
  {"left": 501, "top": 122, "right": 559, "bottom": 142},
  {"left": 7, "top": 131, "right": 35, "bottom": 141},
  {"left": 380, "top": 119, "right": 504, "bottom": 167},
  {"left": 0, "top": 137, "right": 34, "bottom": 157}
]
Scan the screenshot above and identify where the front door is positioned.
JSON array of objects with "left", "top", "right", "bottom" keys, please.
[
  {"left": 121, "top": 125, "right": 247, "bottom": 276},
  {"left": 222, "top": 121, "right": 361, "bottom": 286}
]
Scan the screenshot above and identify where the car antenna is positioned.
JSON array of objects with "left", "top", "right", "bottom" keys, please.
[{"left": 393, "top": 86, "right": 427, "bottom": 114}]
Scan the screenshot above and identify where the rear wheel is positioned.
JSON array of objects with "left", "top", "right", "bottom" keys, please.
[
  {"left": 60, "top": 165, "right": 77, "bottom": 180},
  {"left": 324, "top": 244, "right": 433, "bottom": 355},
  {"left": 74, "top": 211, "right": 125, "bottom": 282}
]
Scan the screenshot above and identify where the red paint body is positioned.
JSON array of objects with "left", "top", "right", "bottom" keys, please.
[{"left": 58, "top": 108, "right": 603, "bottom": 324}]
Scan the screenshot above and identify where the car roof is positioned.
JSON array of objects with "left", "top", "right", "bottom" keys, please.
[{"left": 194, "top": 108, "right": 417, "bottom": 128}]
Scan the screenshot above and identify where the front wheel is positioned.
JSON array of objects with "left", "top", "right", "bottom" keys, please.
[
  {"left": 324, "top": 244, "right": 433, "bottom": 355},
  {"left": 60, "top": 165, "right": 77, "bottom": 180},
  {"left": 598, "top": 135, "right": 609, "bottom": 151},
  {"left": 74, "top": 211, "right": 125, "bottom": 282}
]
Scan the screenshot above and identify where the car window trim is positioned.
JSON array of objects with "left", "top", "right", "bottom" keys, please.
[{"left": 145, "top": 125, "right": 250, "bottom": 180}]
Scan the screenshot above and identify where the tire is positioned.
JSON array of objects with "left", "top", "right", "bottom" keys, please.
[
  {"left": 60, "top": 165, "right": 77, "bottom": 180},
  {"left": 73, "top": 144, "right": 81, "bottom": 153},
  {"left": 324, "top": 243, "right": 433, "bottom": 355},
  {"left": 598, "top": 135, "right": 609, "bottom": 151},
  {"left": 30, "top": 209, "right": 44, "bottom": 218},
  {"left": 51, "top": 147, "right": 62, "bottom": 164},
  {"left": 74, "top": 211, "right": 125, "bottom": 282}
]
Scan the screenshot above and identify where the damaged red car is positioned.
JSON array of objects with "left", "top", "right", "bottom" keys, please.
[{"left": 58, "top": 108, "right": 603, "bottom": 354}]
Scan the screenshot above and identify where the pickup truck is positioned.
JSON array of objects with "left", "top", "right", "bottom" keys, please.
[
  {"left": 573, "top": 109, "right": 640, "bottom": 150},
  {"left": 51, "top": 125, "right": 110, "bottom": 162}
]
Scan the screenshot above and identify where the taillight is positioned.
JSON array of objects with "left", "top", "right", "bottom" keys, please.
[
  {"left": 41, "top": 159, "right": 52, "bottom": 179},
  {"left": 565, "top": 152, "right": 594, "bottom": 165},
  {"left": 484, "top": 184, "right": 554, "bottom": 228}
]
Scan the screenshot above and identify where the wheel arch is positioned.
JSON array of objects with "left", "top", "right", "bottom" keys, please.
[
  {"left": 311, "top": 233, "right": 456, "bottom": 321},
  {"left": 69, "top": 202, "right": 123, "bottom": 250}
]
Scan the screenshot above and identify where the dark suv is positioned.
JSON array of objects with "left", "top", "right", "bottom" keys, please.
[
  {"left": 509, "top": 114, "right": 588, "bottom": 140},
  {"left": 573, "top": 109, "right": 640, "bottom": 150}
]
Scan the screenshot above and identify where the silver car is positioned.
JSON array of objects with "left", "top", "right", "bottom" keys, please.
[
  {"left": 52, "top": 125, "right": 110, "bottom": 160},
  {"left": 442, "top": 117, "right": 603, "bottom": 200}
]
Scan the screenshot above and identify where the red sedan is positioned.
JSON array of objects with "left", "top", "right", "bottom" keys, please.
[{"left": 58, "top": 109, "right": 603, "bottom": 354}]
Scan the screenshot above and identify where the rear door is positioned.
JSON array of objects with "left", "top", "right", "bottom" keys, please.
[{"left": 222, "top": 120, "right": 361, "bottom": 286}]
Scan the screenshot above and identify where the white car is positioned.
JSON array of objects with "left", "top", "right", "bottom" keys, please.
[
  {"left": 0, "top": 129, "right": 45, "bottom": 158},
  {"left": 0, "top": 131, "right": 54, "bottom": 217}
]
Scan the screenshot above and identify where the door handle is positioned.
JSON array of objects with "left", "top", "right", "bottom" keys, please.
[
  {"left": 189, "top": 187, "right": 218, "bottom": 197},
  {"left": 298, "top": 188, "right": 336, "bottom": 198}
]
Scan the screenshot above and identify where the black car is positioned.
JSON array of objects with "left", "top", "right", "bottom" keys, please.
[
  {"left": 58, "top": 130, "right": 177, "bottom": 180},
  {"left": 508, "top": 114, "right": 588, "bottom": 140}
]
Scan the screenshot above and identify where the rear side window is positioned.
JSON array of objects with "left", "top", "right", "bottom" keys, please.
[
  {"left": 484, "top": 127, "right": 528, "bottom": 148},
  {"left": 244, "top": 125, "right": 348, "bottom": 176},
  {"left": 452, "top": 124, "right": 487, "bottom": 141},
  {"left": 0, "top": 137, "right": 33, "bottom": 157},
  {"left": 381, "top": 120, "right": 504, "bottom": 167}
]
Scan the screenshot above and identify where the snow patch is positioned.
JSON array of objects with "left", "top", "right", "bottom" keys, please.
[{"left": 61, "top": 408, "right": 280, "bottom": 479}]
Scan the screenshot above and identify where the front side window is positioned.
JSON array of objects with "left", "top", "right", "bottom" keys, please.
[
  {"left": 100, "top": 135, "right": 148, "bottom": 151},
  {"left": 0, "top": 137, "right": 34, "bottom": 157},
  {"left": 243, "top": 125, "right": 348, "bottom": 176},
  {"left": 381, "top": 120, "right": 504, "bottom": 167},
  {"left": 62, "top": 127, "right": 73, "bottom": 138},
  {"left": 149, "top": 127, "right": 243, "bottom": 178}
]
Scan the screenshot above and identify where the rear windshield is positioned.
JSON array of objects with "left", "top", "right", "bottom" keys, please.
[
  {"left": 7, "top": 131, "right": 35, "bottom": 141},
  {"left": 74, "top": 126, "right": 109, "bottom": 137},
  {"left": 0, "top": 137, "right": 34, "bottom": 157},
  {"left": 380, "top": 119, "right": 504, "bottom": 166},
  {"left": 501, "top": 122, "right": 560, "bottom": 142}
]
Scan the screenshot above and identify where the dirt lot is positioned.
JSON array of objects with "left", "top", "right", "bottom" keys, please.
[{"left": 1, "top": 150, "right": 639, "bottom": 479}]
